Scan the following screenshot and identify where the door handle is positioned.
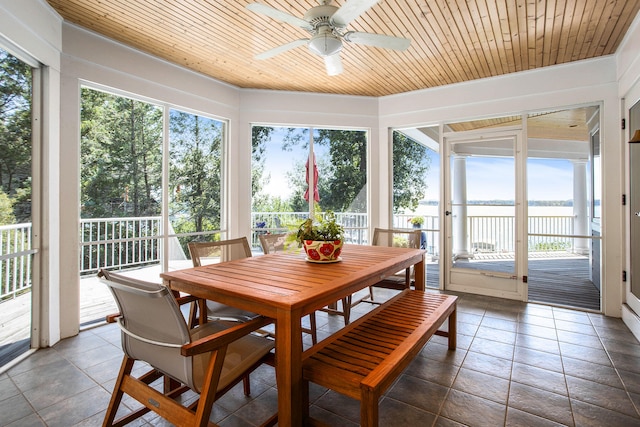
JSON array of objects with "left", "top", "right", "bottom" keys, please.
[{"left": 445, "top": 210, "right": 452, "bottom": 216}]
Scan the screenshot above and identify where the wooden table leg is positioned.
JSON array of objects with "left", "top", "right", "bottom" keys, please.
[
  {"left": 275, "top": 309, "right": 304, "bottom": 427},
  {"left": 414, "top": 253, "right": 426, "bottom": 291}
]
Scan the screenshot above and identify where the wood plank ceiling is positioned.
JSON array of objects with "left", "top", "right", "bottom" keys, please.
[{"left": 46, "top": 0, "right": 639, "bottom": 97}]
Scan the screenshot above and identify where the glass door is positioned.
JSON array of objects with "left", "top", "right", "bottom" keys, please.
[
  {"left": 627, "top": 101, "right": 640, "bottom": 316},
  {"left": 444, "top": 127, "right": 526, "bottom": 299},
  {"left": 0, "top": 47, "right": 37, "bottom": 366}
]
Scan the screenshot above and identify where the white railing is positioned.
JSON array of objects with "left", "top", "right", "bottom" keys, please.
[
  {"left": 80, "top": 216, "right": 162, "bottom": 274},
  {"left": 250, "top": 211, "right": 369, "bottom": 248},
  {"left": 0, "top": 212, "right": 577, "bottom": 301},
  {"left": 0, "top": 223, "right": 33, "bottom": 301}
]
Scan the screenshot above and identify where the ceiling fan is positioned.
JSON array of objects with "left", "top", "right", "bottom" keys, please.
[{"left": 246, "top": 0, "right": 411, "bottom": 76}]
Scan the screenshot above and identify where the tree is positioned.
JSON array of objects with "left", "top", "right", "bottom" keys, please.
[
  {"left": 392, "top": 131, "right": 431, "bottom": 213},
  {"left": 80, "top": 88, "right": 162, "bottom": 218},
  {"left": 0, "top": 49, "right": 32, "bottom": 222},
  {"left": 169, "top": 111, "right": 223, "bottom": 233}
]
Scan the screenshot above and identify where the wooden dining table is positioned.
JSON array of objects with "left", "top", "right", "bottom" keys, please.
[{"left": 160, "top": 243, "right": 425, "bottom": 427}]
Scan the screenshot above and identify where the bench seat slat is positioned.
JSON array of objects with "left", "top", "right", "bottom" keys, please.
[{"left": 303, "top": 289, "right": 458, "bottom": 427}]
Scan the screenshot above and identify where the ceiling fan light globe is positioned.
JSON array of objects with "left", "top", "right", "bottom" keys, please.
[{"left": 308, "top": 33, "right": 342, "bottom": 57}]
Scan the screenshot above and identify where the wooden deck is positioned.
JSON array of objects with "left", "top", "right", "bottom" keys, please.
[{"left": 1, "top": 256, "right": 599, "bottom": 367}]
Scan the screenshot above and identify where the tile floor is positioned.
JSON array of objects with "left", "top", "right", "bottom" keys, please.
[{"left": 2, "top": 290, "right": 640, "bottom": 426}]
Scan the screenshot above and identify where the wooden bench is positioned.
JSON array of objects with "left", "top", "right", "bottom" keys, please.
[{"left": 302, "top": 289, "right": 458, "bottom": 427}]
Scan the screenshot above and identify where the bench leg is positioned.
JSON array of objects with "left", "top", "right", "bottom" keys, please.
[
  {"left": 360, "top": 389, "right": 379, "bottom": 427},
  {"left": 448, "top": 307, "right": 457, "bottom": 350}
]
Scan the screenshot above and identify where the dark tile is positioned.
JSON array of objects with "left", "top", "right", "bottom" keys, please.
[
  {"left": 14, "top": 359, "right": 97, "bottom": 411},
  {"left": 468, "top": 337, "right": 515, "bottom": 360},
  {"left": 314, "top": 390, "right": 361, "bottom": 424},
  {"left": 609, "top": 350, "right": 640, "bottom": 374},
  {"left": 386, "top": 374, "right": 449, "bottom": 414},
  {"left": 420, "top": 340, "right": 467, "bottom": 366},
  {"left": 433, "top": 416, "right": 467, "bottom": 426},
  {"left": 480, "top": 316, "right": 518, "bottom": 333},
  {"left": 600, "top": 337, "right": 640, "bottom": 357},
  {"left": 558, "top": 341, "right": 610, "bottom": 365},
  {"left": 63, "top": 342, "right": 123, "bottom": 370},
  {"left": 0, "top": 377, "right": 20, "bottom": 401},
  {"left": 451, "top": 367, "right": 510, "bottom": 404},
  {"left": 378, "top": 397, "right": 438, "bottom": 426},
  {"left": 517, "top": 322, "right": 557, "bottom": 340},
  {"left": 440, "top": 389, "right": 506, "bottom": 426},
  {"left": 566, "top": 375, "right": 639, "bottom": 418},
  {"left": 457, "top": 321, "right": 480, "bottom": 337},
  {"left": 556, "top": 329, "right": 603, "bottom": 349},
  {"left": 461, "top": 351, "right": 513, "bottom": 380},
  {"left": 508, "top": 382, "right": 573, "bottom": 426},
  {"left": 405, "top": 355, "right": 460, "bottom": 387},
  {"left": 554, "top": 319, "right": 597, "bottom": 336},
  {"left": 562, "top": 356, "right": 622, "bottom": 389},
  {"left": 511, "top": 362, "right": 568, "bottom": 395},
  {"left": 513, "top": 346, "right": 563, "bottom": 373},
  {"left": 515, "top": 333, "right": 560, "bottom": 354},
  {"left": 2, "top": 413, "right": 47, "bottom": 427},
  {"left": 0, "top": 394, "right": 35, "bottom": 426},
  {"left": 215, "top": 380, "right": 271, "bottom": 413},
  {"left": 552, "top": 308, "right": 591, "bottom": 325},
  {"left": 458, "top": 311, "right": 483, "bottom": 326},
  {"left": 518, "top": 313, "right": 556, "bottom": 329},
  {"left": 571, "top": 398, "right": 640, "bottom": 426},
  {"left": 620, "top": 369, "right": 640, "bottom": 395},
  {"left": 38, "top": 385, "right": 111, "bottom": 427},
  {"left": 308, "top": 405, "right": 359, "bottom": 427},
  {"left": 596, "top": 325, "right": 640, "bottom": 344},
  {"left": 231, "top": 387, "right": 279, "bottom": 426},
  {"left": 475, "top": 325, "right": 517, "bottom": 345},
  {"left": 505, "top": 407, "right": 568, "bottom": 427}
]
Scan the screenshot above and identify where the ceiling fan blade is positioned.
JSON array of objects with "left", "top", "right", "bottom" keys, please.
[
  {"left": 324, "top": 54, "right": 343, "bottom": 76},
  {"left": 330, "top": 0, "right": 379, "bottom": 27},
  {"left": 343, "top": 31, "right": 411, "bottom": 51},
  {"left": 246, "top": 3, "right": 313, "bottom": 31},
  {"left": 255, "top": 39, "right": 309, "bottom": 60}
]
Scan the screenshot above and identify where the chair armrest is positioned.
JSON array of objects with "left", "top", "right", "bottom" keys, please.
[
  {"left": 106, "top": 313, "right": 121, "bottom": 323},
  {"left": 175, "top": 294, "right": 199, "bottom": 306},
  {"left": 181, "top": 316, "right": 274, "bottom": 356}
]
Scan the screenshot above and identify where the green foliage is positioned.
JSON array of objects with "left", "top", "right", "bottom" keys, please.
[
  {"left": 295, "top": 210, "right": 344, "bottom": 245},
  {"left": 392, "top": 131, "right": 431, "bottom": 213},
  {"left": 0, "top": 48, "right": 32, "bottom": 223},
  {"left": 80, "top": 88, "right": 162, "bottom": 218},
  {"left": 169, "top": 111, "right": 223, "bottom": 232},
  {"left": 409, "top": 216, "right": 424, "bottom": 225},
  {"left": 0, "top": 189, "right": 16, "bottom": 225},
  {"left": 531, "top": 240, "right": 571, "bottom": 252}
]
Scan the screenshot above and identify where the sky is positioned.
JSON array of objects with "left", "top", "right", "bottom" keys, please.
[{"left": 257, "top": 129, "right": 578, "bottom": 203}]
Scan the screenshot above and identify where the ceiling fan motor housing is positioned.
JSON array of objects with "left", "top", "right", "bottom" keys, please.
[{"left": 304, "top": 4, "right": 343, "bottom": 57}]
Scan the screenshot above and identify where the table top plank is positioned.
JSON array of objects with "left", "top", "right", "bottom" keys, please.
[{"left": 161, "top": 244, "right": 424, "bottom": 316}]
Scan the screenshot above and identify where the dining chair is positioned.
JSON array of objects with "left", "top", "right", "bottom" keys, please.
[
  {"left": 259, "top": 233, "right": 351, "bottom": 342},
  {"left": 98, "top": 269, "right": 276, "bottom": 427},
  {"left": 361, "top": 227, "right": 423, "bottom": 304},
  {"left": 187, "top": 237, "right": 261, "bottom": 324}
]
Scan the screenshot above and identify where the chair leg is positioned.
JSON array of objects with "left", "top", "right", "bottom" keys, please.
[
  {"left": 243, "top": 374, "right": 251, "bottom": 396},
  {"left": 103, "top": 356, "right": 134, "bottom": 427},
  {"left": 342, "top": 296, "right": 351, "bottom": 325}
]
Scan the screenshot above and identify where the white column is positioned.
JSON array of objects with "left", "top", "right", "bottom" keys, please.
[
  {"left": 572, "top": 160, "right": 589, "bottom": 255},
  {"left": 452, "top": 155, "right": 470, "bottom": 258}
]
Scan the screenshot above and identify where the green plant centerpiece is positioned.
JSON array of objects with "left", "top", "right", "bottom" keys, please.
[
  {"left": 295, "top": 210, "right": 344, "bottom": 263},
  {"left": 409, "top": 216, "right": 424, "bottom": 228}
]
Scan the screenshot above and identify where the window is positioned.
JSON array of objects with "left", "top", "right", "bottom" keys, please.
[{"left": 251, "top": 125, "right": 368, "bottom": 247}]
